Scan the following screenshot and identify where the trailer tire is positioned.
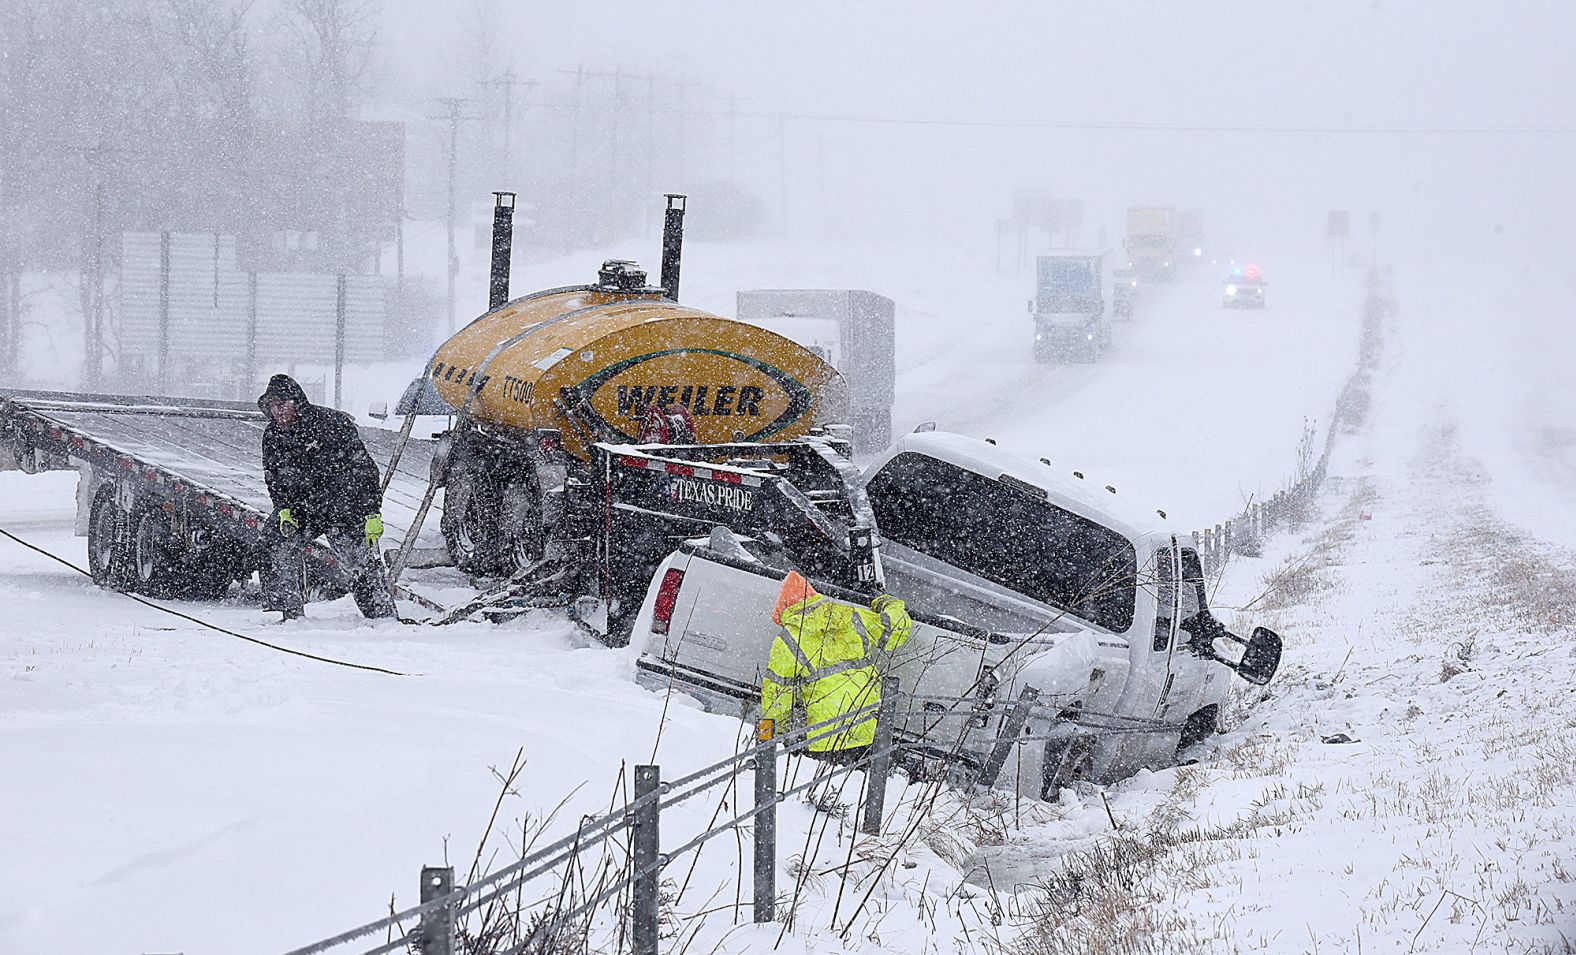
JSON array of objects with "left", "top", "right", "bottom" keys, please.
[
  {"left": 498, "top": 470, "right": 546, "bottom": 576},
  {"left": 184, "top": 541, "right": 246, "bottom": 600},
  {"left": 441, "top": 462, "right": 505, "bottom": 575},
  {"left": 87, "top": 484, "right": 133, "bottom": 591},
  {"left": 131, "top": 504, "right": 187, "bottom": 598}
]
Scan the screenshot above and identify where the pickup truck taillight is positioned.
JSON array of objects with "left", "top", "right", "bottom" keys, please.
[{"left": 652, "top": 568, "right": 685, "bottom": 635}]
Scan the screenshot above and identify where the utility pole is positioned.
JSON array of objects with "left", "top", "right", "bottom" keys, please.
[
  {"left": 492, "top": 70, "right": 537, "bottom": 186},
  {"left": 432, "top": 97, "right": 469, "bottom": 332},
  {"left": 559, "top": 66, "right": 588, "bottom": 250},
  {"left": 564, "top": 66, "right": 633, "bottom": 238},
  {"left": 671, "top": 77, "right": 702, "bottom": 187},
  {"left": 69, "top": 143, "right": 128, "bottom": 390},
  {"left": 776, "top": 113, "right": 788, "bottom": 238},
  {"left": 644, "top": 70, "right": 657, "bottom": 235},
  {"left": 727, "top": 91, "right": 740, "bottom": 181},
  {"left": 611, "top": 66, "right": 626, "bottom": 233}
]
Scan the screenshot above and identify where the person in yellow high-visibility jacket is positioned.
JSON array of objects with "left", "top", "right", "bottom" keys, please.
[{"left": 759, "top": 570, "right": 913, "bottom": 762}]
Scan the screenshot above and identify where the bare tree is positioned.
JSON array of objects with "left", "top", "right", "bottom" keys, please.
[{"left": 276, "top": 0, "right": 381, "bottom": 129}]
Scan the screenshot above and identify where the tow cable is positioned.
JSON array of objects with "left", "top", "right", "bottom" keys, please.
[{"left": 0, "top": 524, "right": 411, "bottom": 677}]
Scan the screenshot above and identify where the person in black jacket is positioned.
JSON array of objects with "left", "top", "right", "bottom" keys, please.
[{"left": 257, "top": 374, "right": 395, "bottom": 621}]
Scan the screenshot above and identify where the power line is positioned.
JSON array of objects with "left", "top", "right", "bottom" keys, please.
[
  {"left": 729, "top": 111, "right": 1576, "bottom": 135},
  {"left": 505, "top": 99, "right": 1576, "bottom": 135}
]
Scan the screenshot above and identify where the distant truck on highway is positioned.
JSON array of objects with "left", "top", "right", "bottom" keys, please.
[
  {"left": 1125, "top": 207, "right": 1178, "bottom": 283},
  {"left": 1112, "top": 268, "right": 1138, "bottom": 320},
  {"left": 1029, "top": 254, "right": 1111, "bottom": 362},
  {"left": 634, "top": 430, "right": 1283, "bottom": 797},
  {"left": 1178, "top": 209, "right": 1206, "bottom": 263}
]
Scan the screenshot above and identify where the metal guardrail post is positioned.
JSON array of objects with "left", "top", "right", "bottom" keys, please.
[
  {"left": 417, "top": 866, "right": 455, "bottom": 955},
  {"left": 752, "top": 741, "right": 777, "bottom": 923},
  {"left": 976, "top": 685, "right": 1040, "bottom": 788},
  {"left": 632, "top": 764, "right": 662, "bottom": 955},
  {"left": 860, "top": 678, "right": 900, "bottom": 836}
]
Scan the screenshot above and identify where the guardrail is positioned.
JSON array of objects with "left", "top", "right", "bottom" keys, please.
[
  {"left": 282, "top": 690, "right": 892, "bottom": 955},
  {"left": 283, "top": 676, "right": 1201, "bottom": 955},
  {"left": 1192, "top": 266, "right": 1390, "bottom": 575}
]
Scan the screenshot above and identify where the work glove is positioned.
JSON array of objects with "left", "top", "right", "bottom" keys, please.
[
  {"left": 870, "top": 593, "right": 902, "bottom": 614},
  {"left": 278, "top": 508, "right": 300, "bottom": 538},
  {"left": 364, "top": 513, "right": 385, "bottom": 547}
]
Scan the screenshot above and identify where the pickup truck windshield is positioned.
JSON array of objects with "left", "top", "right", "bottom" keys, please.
[{"left": 866, "top": 452, "right": 1137, "bottom": 632}]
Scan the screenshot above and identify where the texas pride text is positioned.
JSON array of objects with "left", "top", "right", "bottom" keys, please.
[{"left": 614, "top": 384, "right": 767, "bottom": 418}]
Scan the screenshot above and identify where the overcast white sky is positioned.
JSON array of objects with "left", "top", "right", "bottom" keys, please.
[{"left": 378, "top": 1, "right": 1576, "bottom": 262}]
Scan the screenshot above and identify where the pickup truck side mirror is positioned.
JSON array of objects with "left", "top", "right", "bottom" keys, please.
[
  {"left": 1197, "top": 622, "right": 1282, "bottom": 685},
  {"left": 1234, "top": 626, "right": 1283, "bottom": 685}
]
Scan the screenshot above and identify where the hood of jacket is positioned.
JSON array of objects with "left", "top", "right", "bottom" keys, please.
[{"left": 257, "top": 374, "right": 312, "bottom": 414}]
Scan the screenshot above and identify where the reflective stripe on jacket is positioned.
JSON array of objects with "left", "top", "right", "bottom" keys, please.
[{"left": 760, "top": 592, "right": 914, "bottom": 752}]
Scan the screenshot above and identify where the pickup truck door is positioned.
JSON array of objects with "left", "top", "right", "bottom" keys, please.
[{"left": 1160, "top": 546, "right": 1227, "bottom": 723}]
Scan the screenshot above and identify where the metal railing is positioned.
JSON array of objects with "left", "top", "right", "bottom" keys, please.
[
  {"left": 281, "top": 685, "right": 922, "bottom": 955},
  {"left": 1192, "top": 267, "right": 1391, "bottom": 575}
]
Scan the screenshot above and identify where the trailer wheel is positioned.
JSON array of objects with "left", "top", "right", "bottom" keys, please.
[
  {"left": 441, "top": 463, "right": 505, "bottom": 574},
  {"left": 132, "top": 505, "right": 186, "bottom": 598},
  {"left": 499, "top": 471, "right": 545, "bottom": 575},
  {"left": 86, "top": 484, "right": 133, "bottom": 591},
  {"left": 184, "top": 541, "right": 246, "bottom": 600}
]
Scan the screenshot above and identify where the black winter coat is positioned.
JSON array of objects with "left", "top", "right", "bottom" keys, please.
[{"left": 258, "top": 375, "right": 383, "bottom": 529}]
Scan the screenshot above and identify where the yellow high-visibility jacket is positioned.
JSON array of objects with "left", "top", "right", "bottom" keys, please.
[{"left": 760, "top": 592, "right": 913, "bottom": 752}]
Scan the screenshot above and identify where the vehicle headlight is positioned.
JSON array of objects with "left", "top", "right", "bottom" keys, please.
[
  {"left": 1086, "top": 333, "right": 1093, "bottom": 341},
  {"left": 1226, "top": 284, "right": 1237, "bottom": 295},
  {"left": 1193, "top": 247, "right": 1202, "bottom": 256}
]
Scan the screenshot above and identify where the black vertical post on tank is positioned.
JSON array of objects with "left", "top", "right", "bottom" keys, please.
[
  {"left": 488, "top": 191, "right": 515, "bottom": 312},
  {"left": 660, "top": 193, "right": 687, "bottom": 301}
]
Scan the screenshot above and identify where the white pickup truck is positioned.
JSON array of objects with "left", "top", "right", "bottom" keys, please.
[{"left": 633, "top": 430, "right": 1281, "bottom": 799}]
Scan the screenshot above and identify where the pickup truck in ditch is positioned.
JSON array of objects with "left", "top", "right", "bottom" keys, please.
[{"left": 632, "top": 430, "right": 1281, "bottom": 800}]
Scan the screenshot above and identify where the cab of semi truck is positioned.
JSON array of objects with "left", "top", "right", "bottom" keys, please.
[{"left": 1029, "top": 254, "right": 1111, "bottom": 363}]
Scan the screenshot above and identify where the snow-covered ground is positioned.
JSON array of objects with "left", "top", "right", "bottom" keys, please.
[{"left": 4, "top": 245, "right": 1573, "bottom": 953}]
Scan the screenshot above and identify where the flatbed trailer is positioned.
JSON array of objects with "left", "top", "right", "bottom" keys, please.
[{"left": 0, "top": 389, "right": 443, "bottom": 605}]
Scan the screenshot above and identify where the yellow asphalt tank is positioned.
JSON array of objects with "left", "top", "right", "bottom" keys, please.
[{"left": 426, "top": 274, "right": 848, "bottom": 460}]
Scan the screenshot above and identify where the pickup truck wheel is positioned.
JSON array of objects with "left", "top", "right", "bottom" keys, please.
[
  {"left": 441, "top": 463, "right": 504, "bottom": 575},
  {"left": 87, "top": 484, "right": 133, "bottom": 591},
  {"left": 1177, "top": 705, "right": 1220, "bottom": 753},
  {"left": 1040, "top": 736, "right": 1094, "bottom": 800},
  {"left": 131, "top": 504, "right": 186, "bottom": 598}
]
